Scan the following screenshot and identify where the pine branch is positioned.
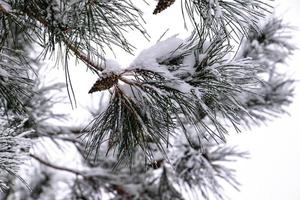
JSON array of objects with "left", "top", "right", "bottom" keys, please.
[
  {"left": 1, "top": 0, "right": 148, "bottom": 74},
  {"left": 0, "top": 132, "right": 31, "bottom": 192},
  {"left": 171, "top": 140, "right": 248, "bottom": 200},
  {"left": 0, "top": 1, "right": 296, "bottom": 200},
  {"left": 0, "top": 47, "right": 34, "bottom": 115},
  {"left": 182, "top": 0, "right": 272, "bottom": 39},
  {"left": 240, "top": 17, "right": 296, "bottom": 65},
  {"left": 82, "top": 30, "right": 261, "bottom": 165},
  {"left": 235, "top": 17, "right": 296, "bottom": 126},
  {"left": 239, "top": 75, "right": 294, "bottom": 126},
  {"left": 29, "top": 154, "right": 84, "bottom": 177},
  {"left": 16, "top": 4, "right": 103, "bottom": 73}
]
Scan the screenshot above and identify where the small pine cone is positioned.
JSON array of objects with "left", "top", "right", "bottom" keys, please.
[
  {"left": 153, "top": 0, "right": 176, "bottom": 14},
  {"left": 88, "top": 74, "right": 119, "bottom": 93}
]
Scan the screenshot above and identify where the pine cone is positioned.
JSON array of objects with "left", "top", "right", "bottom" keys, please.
[
  {"left": 153, "top": 0, "right": 176, "bottom": 14},
  {"left": 88, "top": 74, "right": 119, "bottom": 93}
]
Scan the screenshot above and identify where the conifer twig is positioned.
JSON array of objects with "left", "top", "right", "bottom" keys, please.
[
  {"left": 22, "top": 7, "right": 104, "bottom": 72},
  {"left": 29, "top": 154, "right": 84, "bottom": 177}
]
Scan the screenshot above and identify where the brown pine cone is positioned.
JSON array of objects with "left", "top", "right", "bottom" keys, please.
[
  {"left": 153, "top": 0, "right": 176, "bottom": 14},
  {"left": 88, "top": 74, "right": 119, "bottom": 93}
]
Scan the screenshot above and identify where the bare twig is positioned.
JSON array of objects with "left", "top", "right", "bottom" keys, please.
[{"left": 29, "top": 154, "right": 85, "bottom": 177}]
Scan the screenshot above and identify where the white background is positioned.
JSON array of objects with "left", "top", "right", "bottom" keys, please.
[{"left": 47, "top": 0, "right": 300, "bottom": 199}]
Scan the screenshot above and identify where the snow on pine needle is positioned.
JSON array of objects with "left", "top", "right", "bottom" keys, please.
[
  {"left": 0, "top": 127, "right": 31, "bottom": 192},
  {"left": 169, "top": 134, "right": 249, "bottom": 200},
  {"left": 0, "top": 48, "right": 34, "bottom": 115},
  {"left": 83, "top": 30, "right": 261, "bottom": 165},
  {"left": 182, "top": 0, "right": 272, "bottom": 39},
  {"left": 240, "top": 17, "right": 296, "bottom": 66},
  {"left": 234, "top": 18, "right": 296, "bottom": 126}
]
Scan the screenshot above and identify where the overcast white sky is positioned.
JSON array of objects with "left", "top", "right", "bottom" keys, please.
[{"left": 47, "top": 0, "right": 300, "bottom": 199}]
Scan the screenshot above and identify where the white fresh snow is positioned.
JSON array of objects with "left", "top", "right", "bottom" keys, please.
[
  {"left": 102, "top": 59, "right": 123, "bottom": 74},
  {"left": 130, "top": 35, "right": 183, "bottom": 69},
  {"left": 129, "top": 36, "right": 201, "bottom": 95}
]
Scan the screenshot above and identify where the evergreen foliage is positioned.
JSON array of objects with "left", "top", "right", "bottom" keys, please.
[{"left": 0, "top": 0, "right": 295, "bottom": 199}]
